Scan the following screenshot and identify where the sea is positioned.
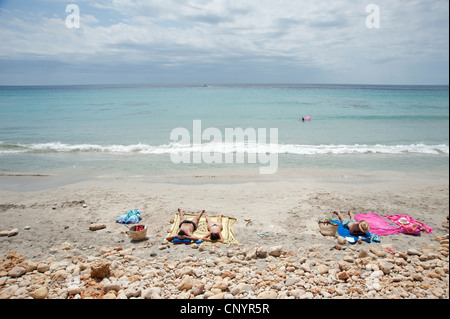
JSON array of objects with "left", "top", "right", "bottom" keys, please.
[{"left": 0, "top": 84, "right": 448, "bottom": 184}]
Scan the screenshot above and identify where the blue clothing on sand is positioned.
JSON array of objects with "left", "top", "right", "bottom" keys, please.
[
  {"left": 330, "top": 219, "right": 381, "bottom": 244},
  {"left": 116, "top": 209, "right": 142, "bottom": 224}
]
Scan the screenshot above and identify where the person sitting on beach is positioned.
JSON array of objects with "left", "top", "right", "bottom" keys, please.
[
  {"left": 166, "top": 209, "right": 204, "bottom": 243},
  {"left": 202, "top": 214, "right": 224, "bottom": 243},
  {"left": 334, "top": 210, "right": 370, "bottom": 236}
]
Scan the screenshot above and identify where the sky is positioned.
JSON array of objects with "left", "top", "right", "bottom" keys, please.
[{"left": 0, "top": 0, "right": 448, "bottom": 85}]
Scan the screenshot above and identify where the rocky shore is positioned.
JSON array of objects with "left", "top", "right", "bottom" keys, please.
[
  {"left": 1, "top": 234, "right": 448, "bottom": 300},
  {"left": 1, "top": 179, "right": 448, "bottom": 300}
]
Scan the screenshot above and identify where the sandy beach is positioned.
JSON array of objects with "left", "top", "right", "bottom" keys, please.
[
  {"left": 0, "top": 175, "right": 448, "bottom": 260},
  {"left": 0, "top": 174, "right": 448, "bottom": 299}
]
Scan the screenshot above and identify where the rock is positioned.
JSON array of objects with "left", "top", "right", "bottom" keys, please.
[
  {"left": 51, "top": 270, "right": 68, "bottom": 282},
  {"left": 407, "top": 248, "right": 421, "bottom": 256},
  {"left": 0, "top": 240, "right": 446, "bottom": 300},
  {"left": 67, "top": 285, "right": 82, "bottom": 295},
  {"left": 412, "top": 274, "right": 423, "bottom": 282},
  {"left": 379, "top": 260, "right": 395, "bottom": 275},
  {"left": 30, "top": 286, "right": 48, "bottom": 299},
  {"left": 213, "top": 280, "right": 229, "bottom": 291},
  {"left": 268, "top": 246, "right": 283, "bottom": 257},
  {"left": 221, "top": 270, "right": 236, "bottom": 279},
  {"left": 257, "top": 290, "right": 278, "bottom": 299},
  {"left": 175, "top": 267, "right": 194, "bottom": 278},
  {"left": 143, "top": 287, "right": 162, "bottom": 299},
  {"left": 236, "top": 283, "right": 255, "bottom": 293},
  {"left": 337, "top": 271, "right": 350, "bottom": 281},
  {"left": 285, "top": 277, "right": 297, "bottom": 286},
  {"left": 317, "top": 264, "right": 329, "bottom": 275},
  {"left": 8, "top": 266, "right": 27, "bottom": 278},
  {"left": 396, "top": 252, "right": 408, "bottom": 260},
  {"left": 90, "top": 260, "right": 111, "bottom": 279},
  {"left": 103, "top": 292, "right": 117, "bottom": 299},
  {"left": 23, "top": 261, "right": 37, "bottom": 272},
  {"left": 191, "top": 283, "right": 205, "bottom": 296},
  {"left": 124, "top": 286, "right": 141, "bottom": 298},
  {"left": 245, "top": 248, "right": 257, "bottom": 260},
  {"left": 178, "top": 276, "right": 195, "bottom": 291},
  {"left": 89, "top": 224, "right": 106, "bottom": 231},
  {"left": 103, "top": 283, "right": 121, "bottom": 293},
  {"left": 229, "top": 286, "right": 240, "bottom": 296},
  {"left": 0, "top": 230, "right": 9, "bottom": 237},
  {"left": 337, "top": 236, "right": 347, "bottom": 245},
  {"left": 60, "top": 242, "right": 71, "bottom": 251},
  {"left": 8, "top": 228, "right": 19, "bottom": 237},
  {"left": 358, "top": 250, "right": 370, "bottom": 259},
  {"left": 300, "top": 292, "right": 314, "bottom": 299},
  {"left": 289, "top": 289, "right": 306, "bottom": 299},
  {"left": 300, "top": 263, "right": 311, "bottom": 273},
  {"left": 256, "top": 247, "right": 268, "bottom": 258},
  {"left": 37, "top": 263, "right": 50, "bottom": 273},
  {"left": 370, "top": 270, "right": 384, "bottom": 279},
  {"left": 343, "top": 255, "right": 354, "bottom": 263},
  {"left": 338, "top": 261, "right": 351, "bottom": 271}
]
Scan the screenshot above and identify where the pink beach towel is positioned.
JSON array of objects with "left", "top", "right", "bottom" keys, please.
[
  {"left": 385, "top": 214, "right": 433, "bottom": 234},
  {"left": 355, "top": 213, "right": 401, "bottom": 236}
]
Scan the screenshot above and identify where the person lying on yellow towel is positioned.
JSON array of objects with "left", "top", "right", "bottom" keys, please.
[
  {"left": 166, "top": 208, "right": 203, "bottom": 242},
  {"left": 202, "top": 214, "right": 224, "bottom": 243}
]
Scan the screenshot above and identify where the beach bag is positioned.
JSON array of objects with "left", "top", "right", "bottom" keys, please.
[
  {"left": 128, "top": 225, "right": 148, "bottom": 241},
  {"left": 318, "top": 219, "right": 338, "bottom": 236},
  {"left": 399, "top": 224, "right": 421, "bottom": 236}
]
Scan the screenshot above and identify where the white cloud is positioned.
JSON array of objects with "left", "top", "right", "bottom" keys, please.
[{"left": 0, "top": 0, "right": 448, "bottom": 84}]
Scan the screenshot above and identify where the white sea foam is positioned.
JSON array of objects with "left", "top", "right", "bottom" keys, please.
[{"left": 1, "top": 142, "right": 448, "bottom": 155}]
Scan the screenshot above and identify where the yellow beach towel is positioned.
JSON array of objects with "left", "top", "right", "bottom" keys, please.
[{"left": 169, "top": 213, "right": 239, "bottom": 245}]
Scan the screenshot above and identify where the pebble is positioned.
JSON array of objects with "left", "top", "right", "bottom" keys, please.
[
  {"left": 0, "top": 236, "right": 448, "bottom": 299},
  {"left": 257, "top": 290, "right": 277, "bottom": 299},
  {"left": 30, "top": 286, "right": 48, "bottom": 299},
  {"left": 7, "top": 229, "right": 19, "bottom": 237},
  {"left": 317, "top": 264, "right": 328, "bottom": 275},
  {"left": 8, "top": 266, "right": 26, "bottom": 278},
  {"left": 89, "top": 224, "right": 106, "bottom": 231}
]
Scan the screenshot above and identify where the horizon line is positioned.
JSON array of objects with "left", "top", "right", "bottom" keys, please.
[{"left": 0, "top": 82, "right": 449, "bottom": 88}]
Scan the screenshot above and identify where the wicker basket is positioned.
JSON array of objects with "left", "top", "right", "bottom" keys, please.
[
  {"left": 128, "top": 225, "right": 148, "bottom": 241},
  {"left": 318, "top": 221, "right": 338, "bottom": 236}
]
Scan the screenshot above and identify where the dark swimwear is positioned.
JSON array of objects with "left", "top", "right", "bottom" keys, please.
[{"left": 179, "top": 220, "right": 197, "bottom": 231}]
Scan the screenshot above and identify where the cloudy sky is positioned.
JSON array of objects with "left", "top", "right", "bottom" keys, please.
[{"left": 0, "top": 0, "right": 448, "bottom": 85}]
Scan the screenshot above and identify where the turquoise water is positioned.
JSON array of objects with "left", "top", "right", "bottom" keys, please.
[{"left": 0, "top": 84, "right": 448, "bottom": 179}]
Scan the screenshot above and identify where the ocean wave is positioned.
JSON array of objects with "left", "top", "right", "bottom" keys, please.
[
  {"left": 278, "top": 143, "right": 449, "bottom": 155},
  {"left": 0, "top": 141, "right": 448, "bottom": 155}
]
